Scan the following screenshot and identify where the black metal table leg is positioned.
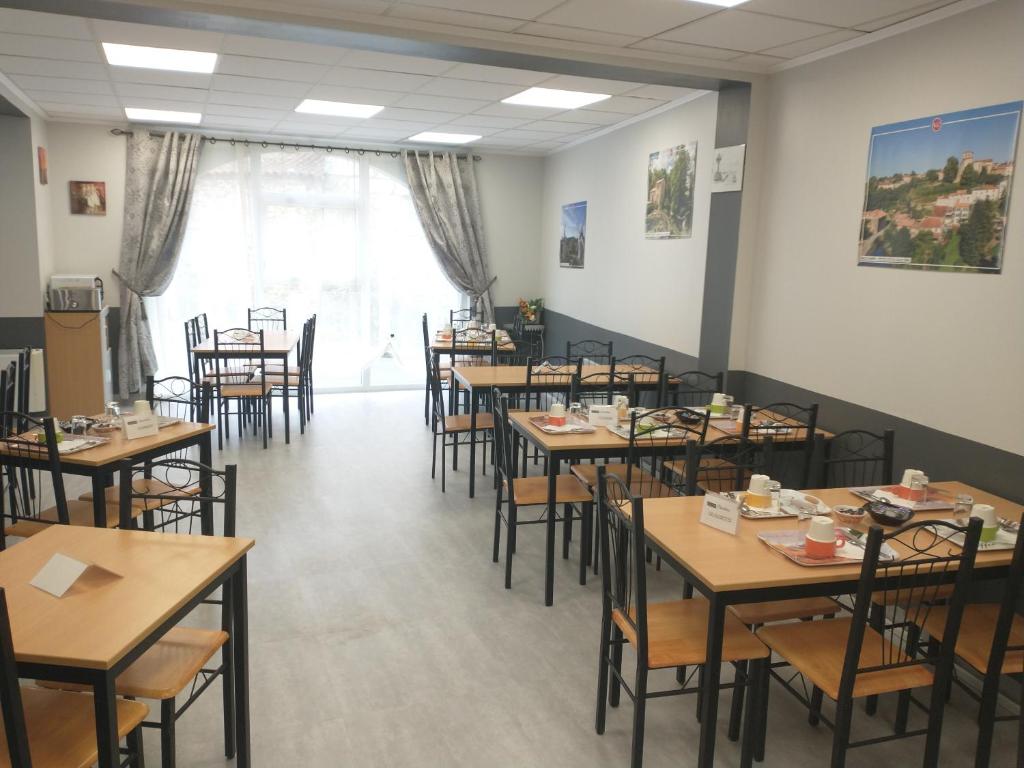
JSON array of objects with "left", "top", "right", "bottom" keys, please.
[
  {"left": 468, "top": 387, "right": 478, "bottom": 498},
  {"left": 231, "top": 557, "right": 251, "bottom": 767},
  {"left": 200, "top": 432, "right": 214, "bottom": 536},
  {"left": 698, "top": 595, "right": 726, "bottom": 767},
  {"left": 281, "top": 354, "right": 290, "bottom": 444},
  {"left": 93, "top": 673, "right": 120, "bottom": 767},
  {"left": 544, "top": 455, "right": 558, "bottom": 607},
  {"left": 90, "top": 473, "right": 107, "bottom": 527}
]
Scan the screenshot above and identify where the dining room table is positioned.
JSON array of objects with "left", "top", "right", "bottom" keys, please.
[
  {"left": 192, "top": 329, "right": 301, "bottom": 444},
  {"left": 638, "top": 481, "right": 1024, "bottom": 768},
  {"left": 0, "top": 524, "right": 253, "bottom": 767},
  {"left": 0, "top": 419, "right": 215, "bottom": 528}
]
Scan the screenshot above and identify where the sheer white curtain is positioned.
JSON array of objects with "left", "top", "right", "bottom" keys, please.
[{"left": 149, "top": 143, "right": 462, "bottom": 389}]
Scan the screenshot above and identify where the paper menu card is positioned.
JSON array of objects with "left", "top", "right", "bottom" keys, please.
[
  {"left": 700, "top": 493, "right": 740, "bottom": 535},
  {"left": 29, "top": 553, "right": 122, "bottom": 598}
]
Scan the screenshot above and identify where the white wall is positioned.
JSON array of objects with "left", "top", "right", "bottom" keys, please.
[
  {"left": 30, "top": 117, "right": 53, "bottom": 298},
  {"left": 46, "top": 122, "right": 127, "bottom": 304},
  {"left": 0, "top": 114, "right": 43, "bottom": 317},
  {"left": 539, "top": 92, "right": 718, "bottom": 357},
  {"left": 476, "top": 153, "right": 543, "bottom": 307},
  {"left": 741, "top": 0, "right": 1024, "bottom": 456}
]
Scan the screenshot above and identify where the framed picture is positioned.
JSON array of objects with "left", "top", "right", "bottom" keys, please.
[
  {"left": 36, "top": 146, "right": 47, "bottom": 185},
  {"left": 711, "top": 144, "right": 745, "bottom": 193},
  {"left": 859, "top": 101, "right": 1021, "bottom": 273},
  {"left": 69, "top": 181, "right": 106, "bottom": 215},
  {"left": 559, "top": 200, "right": 587, "bottom": 269},
  {"left": 646, "top": 141, "right": 697, "bottom": 239}
]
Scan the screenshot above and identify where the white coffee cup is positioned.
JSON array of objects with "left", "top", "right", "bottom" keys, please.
[
  {"left": 487, "top": 323, "right": 497, "bottom": 332},
  {"left": 748, "top": 474, "right": 770, "bottom": 496},
  {"left": 900, "top": 468, "right": 924, "bottom": 488},
  {"left": 971, "top": 504, "right": 997, "bottom": 527},
  {"left": 133, "top": 400, "right": 151, "bottom": 416},
  {"left": 807, "top": 515, "right": 836, "bottom": 543}
]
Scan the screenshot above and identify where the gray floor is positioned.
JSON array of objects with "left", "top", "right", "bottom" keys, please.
[{"left": 71, "top": 391, "right": 1016, "bottom": 766}]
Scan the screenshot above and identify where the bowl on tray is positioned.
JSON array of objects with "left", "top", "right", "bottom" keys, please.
[
  {"left": 833, "top": 504, "right": 867, "bottom": 524},
  {"left": 863, "top": 500, "right": 914, "bottom": 527}
]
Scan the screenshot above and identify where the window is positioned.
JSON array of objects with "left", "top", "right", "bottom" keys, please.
[{"left": 150, "top": 143, "right": 462, "bottom": 390}]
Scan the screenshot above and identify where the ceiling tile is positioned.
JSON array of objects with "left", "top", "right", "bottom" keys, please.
[
  {"left": 109, "top": 68, "right": 213, "bottom": 89},
  {"left": 320, "top": 66, "right": 432, "bottom": 92},
  {"left": 472, "top": 102, "right": 563, "bottom": 119},
  {"left": 441, "top": 62, "right": 550, "bottom": 86},
  {"left": 523, "top": 119, "right": 600, "bottom": 134},
  {"left": 740, "top": 0, "right": 941, "bottom": 29},
  {"left": 24, "top": 90, "right": 119, "bottom": 107},
  {"left": 0, "top": 33, "right": 101, "bottom": 62},
  {"left": 345, "top": 126, "right": 417, "bottom": 139},
  {"left": 272, "top": 120, "right": 345, "bottom": 137},
  {"left": 489, "top": 128, "right": 561, "bottom": 141},
  {"left": 117, "top": 96, "right": 211, "bottom": 113},
  {"left": 728, "top": 53, "right": 788, "bottom": 69},
  {"left": 206, "top": 103, "right": 283, "bottom": 119},
  {"left": 416, "top": 77, "right": 522, "bottom": 100},
  {"left": 203, "top": 115, "right": 277, "bottom": 131},
  {"left": 208, "top": 91, "right": 299, "bottom": 110},
  {"left": 623, "top": 84, "right": 701, "bottom": 100},
  {"left": 90, "top": 19, "right": 223, "bottom": 51},
  {"left": 546, "top": 108, "right": 623, "bottom": 125},
  {"left": 359, "top": 117, "right": 439, "bottom": 132},
  {"left": 536, "top": 0, "right": 718, "bottom": 38},
  {"left": 211, "top": 74, "right": 311, "bottom": 98},
  {"left": 338, "top": 49, "right": 455, "bottom": 76},
  {"left": 385, "top": 5, "right": 525, "bottom": 32},
  {"left": 220, "top": 34, "right": 346, "bottom": 65},
  {"left": 216, "top": 55, "right": 330, "bottom": 83},
  {"left": 114, "top": 82, "right": 208, "bottom": 103},
  {"left": 855, "top": 1, "right": 958, "bottom": 32},
  {"left": 392, "top": 0, "right": 560, "bottom": 18},
  {"left": 9, "top": 75, "right": 114, "bottom": 95},
  {"left": 657, "top": 10, "right": 839, "bottom": 51},
  {"left": 627, "top": 39, "right": 743, "bottom": 60},
  {"left": 283, "top": 0, "right": 392, "bottom": 15},
  {"left": 37, "top": 103, "right": 123, "bottom": 118},
  {"left": 393, "top": 93, "right": 490, "bottom": 113},
  {"left": 532, "top": 74, "right": 643, "bottom": 96},
  {"left": 375, "top": 106, "right": 463, "bottom": 123},
  {"left": 760, "top": 29, "right": 863, "bottom": 58},
  {"left": 417, "top": 122, "right": 502, "bottom": 135},
  {"left": 513, "top": 23, "right": 641, "bottom": 47},
  {"left": 0, "top": 9, "right": 92, "bottom": 39},
  {"left": 584, "top": 95, "right": 664, "bottom": 115},
  {"left": 471, "top": 136, "right": 527, "bottom": 146},
  {"left": 529, "top": 140, "right": 571, "bottom": 151},
  {"left": 305, "top": 84, "right": 405, "bottom": 105},
  {"left": 441, "top": 114, "right": 533, "bottom": 129},
  {"left": 0, "top": 54, "right": 107, "bottom": 80}
]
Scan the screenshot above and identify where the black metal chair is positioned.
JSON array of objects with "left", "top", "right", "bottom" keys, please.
[
  {"left": 815, "top": 429, "right": 895, "bottom": 488},
  {"left": 742, "top": 402, "right": 819, "bottom": 489},
  {"left": 594, "top": 466, "right": 770, "bottom": 768},
  {"left": 525, "top": 356, "right": 580, "bottom": 413},
  {"left": 922, "top": 511, "right": 1024, "bottom": 767},
  {"left": 0, "top": 586, "right": 149, "bottom": 765},
  {"left": 428, "top": 358, "right": 492, "bottom": 493},
  {"left": 262, "top": 317, "right": 314, "bottom": 435},
  {"left": 213, "top": 329, "right": 273, "bottom": 450},
  {"left": 570, "top": 369, "right": 615, "bottom": 407},
  {"left": 661, "top": 369, "right": 723, "bottom": 408},
  {"left": 491, "top": 391, "right": 592, "bottom": 589},
  {"left": 247, "top": 306, "right": 287, "bottom": 331},
  {"left": 567, "top": 339, "right": 612, "bottom": 364},
  {"left": 449, "top": 307, "right": 476, "bottom": 329},
  {"left": 610, "top": 355, "right": 665, "bottom": 406},
  {"left": 755, "top": 517, "right": 984, "bottom": 767}
]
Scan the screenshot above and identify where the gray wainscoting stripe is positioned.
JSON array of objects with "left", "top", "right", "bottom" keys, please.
[{"left": 0, "top": 317, "right": 44, "bottom": 349}]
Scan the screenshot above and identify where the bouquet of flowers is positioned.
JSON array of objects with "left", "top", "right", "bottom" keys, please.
[{"left": 517, "top": 297, "right": 543, "bottom": 323}]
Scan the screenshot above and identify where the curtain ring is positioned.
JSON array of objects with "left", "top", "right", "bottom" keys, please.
[
  {"left": 358, "top": 149, "right": 364, "bottom": 155},
  {"left": 262, "top": 141, "right": 267, "bottom": 148},
  {"left": 210, "top": 137, "right": 217, "bottom": 144},
  {"left": 279, "top": 143, "right": 285, "bottom": 150},
  {"left": 229, "top": 139, "right": 235, "bottom": 146},
  {"left": 345, "top": 149, "right": 350, "bottom": 154},
  {"left": 295, "top": 143, "right": 299, "bottom": 150},
  {"left": 244, "top": 140, "right": 250, "bottom": 147},
  {"left": 326, "top": 147, "right": 332, "bottom": 153},
  {"left": 375, "top": 150, "right": 380, "bottom": 156}
]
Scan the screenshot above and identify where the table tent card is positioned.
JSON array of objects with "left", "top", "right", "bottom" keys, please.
[{"left": 699, "top": 492, "right": 740, "bottom": 535}]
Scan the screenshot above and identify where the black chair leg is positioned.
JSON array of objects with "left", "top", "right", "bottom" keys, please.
[
  {"left": 492, "top": 485, "right": 503, "bottom": 563},
  {"left": 865, "top": 602, "right": 885, "bottom": 715},
  {"left": 729, "top": 661, "right": 747, "bottom": 741},
  {"left": 740, "top": 658, "right": 763, "bottom": 768},
  {"left": 504, "top": 502, "right": 517, "bottom": 588},
  {"left": 161, "top": 697, "right": 176, "bottom": 768},
  {"left": 562, "top": 503, "right": 572, "bottom": 560},
  {"left": 579, "top": 503, "right": 591, "bottom": 586},
  {"left": 609, "top": 626, "right": 624, "bottom": 708},
  {"left": 127, "top": 725, "right": 145, "bottom": 768},
  {"left": 595, "top": 607, "right": 611, "bottom": 735},
  {"left": 222, "top": 638, "right": 236, "bottom": 758},
  {"left": 630, "top": 667, "right": 648, "bottom": 768},
  {"left": 808, "top": 686, "right": 824, "bottom": 726},
  {"left": 830, "top": 694, "right": 854, "bottom": 768}
]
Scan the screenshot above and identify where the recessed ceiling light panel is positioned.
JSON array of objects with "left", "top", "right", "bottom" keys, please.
[
  {"left": 103, "top": 42, "right": 217, "bottom": 73},
  {"left": 407, "top": 132, "right": 482, "bottom": 145},
  {"left": 124, "top": 107, "right": 202, "bottom": 124},
  {"left": 691, "top": 0, "right": 749, "bottom": 6},
  {"left": 295, "top": 99, "right": 384, "bottom": 118},
  {"left": 502, "top": 87, "right": 611, "bottom": 110}
]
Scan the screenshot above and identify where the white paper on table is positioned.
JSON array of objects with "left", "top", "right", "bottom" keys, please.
[
  {"left": 30, "top": 553, "right": 122, "bottom": 598},
  {"left": 700, "top": 493, "right": 740, "bottom": 535}
]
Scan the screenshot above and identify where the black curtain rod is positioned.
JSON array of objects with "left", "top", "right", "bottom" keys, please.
[{"left": 108, "top": 127, "right": 482, "bottom": 161}]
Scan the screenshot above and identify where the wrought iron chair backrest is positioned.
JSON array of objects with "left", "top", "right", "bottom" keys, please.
[
  {"left": 247, "top": 306, "right": 286, "bottom": 331},
  {"left": 839, "top": 518, "right": 983, "bottom": 706},
  {"left": 986, "top": 508, "right": 1024, "bottom": 694},
  {"left": 525, "top": 356, "right": 580, "bottom": 411},
  {"left": 511, "top": 312, "right": 525, "bottom": 338},
  {"left": 624, "top": 407, "right": 708, "bottom": 498},
  {"left": 570, "top": 370, "right": 615, "bottom": 406},
  {"left": 306, "top": 313, "right": 317, "bottom": 374},
  {"left": 449, "top": 307, "right": 477, "bottom": 329},
  {"left": 428, "top": 357, "right": 449, "bottom": 433},
  {"left": 0, "top": 588, "right": 31, "bottom": 766},
  {"left": 0, "top": 364, "right": 15, "bottom": 421},
  {"left": 597, "top": 466, "right": 647, "bottom": 662},
  {"left": 661, "top": 370, "right": 724, "bottom": 408},
  {"left": 14, "top": 349, "right": 30, "bottom": 416},
  {"left": 0, "top": 414, "right": 69, "bottom": 530},
  {"left": 500, "top": 336, "right": 541, "bottom": 366},
  {"left": 451, "top": 327, "right": 496, "bottom": 366},
  {"left": 816, "top": 429, "right": 895, "bottom": 488},
  {"left": 611, "top": 355, "right": 665, "bottom": 390},
  {"left": 743, "top": 401, "right": 818, "bottom": 488},
  {"left": 566, "top": 339, "right": 612, "bottom": 364},
  {"left": 213, "top": 328, "right": 264, "bottom": 392},
  {"left": 147, "top": 376, "right": 211, "bottom": 424},
  {"left": 187, "top": 313, "right": 214, "bottom": 382},
  {"left": 491, "top": 391, "right": 516, "bottom": 498},
  {"left": 682, "top": 433, "right": 770, "bottom": 496},
  {"left": 118, "top": 458, "right": 236, "bottom": 536}
]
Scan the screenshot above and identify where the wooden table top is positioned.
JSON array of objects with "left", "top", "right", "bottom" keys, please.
[
  {"left": 0, "top": 421, "right": 214, "bottom": 468},
  {"left": 0, "top": 525, "right": 253, "bottom": 669},
  {"left": 641, "top": 482, "right": 1023, "bottom": 594},
  {"left": 508, "top": 410, "right": 684, "bottom": 452},
  {"left": 192, "top": 330, "right": 299, "bottom": 355},
  {"left": 453, "top": 364, "right": 660, "bottom": 390},
  {"left": 430, "top": 331, "right": 516, "bottom": 353}
]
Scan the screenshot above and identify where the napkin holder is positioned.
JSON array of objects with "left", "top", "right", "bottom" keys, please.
[
  {"left": 121, "top": 413, "right": 158, "bottom": 439},
  {"left": 588, "top": 405, "right": 617, "bottom": 427}
]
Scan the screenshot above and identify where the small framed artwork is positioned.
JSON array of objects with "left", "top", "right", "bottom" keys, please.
[
  {"left": 711, "top": 144, "right": 746, "bottom": 193},
  {"left": 69, "top": 181, "right": 106, "bottom": 215},
  {"left": 36, "top": 146, "right": 47, "bottom": 185},
  {"left": 559, "top": 200, "right": 587, "bottom": 269}
]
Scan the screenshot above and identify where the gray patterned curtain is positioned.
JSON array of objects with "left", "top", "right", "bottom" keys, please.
[
  {"left": 117, "top": 131, "right": 203, "bottom": 398},
  {"left": 401, "top": 151, "right": 494, "bottom": 322}
]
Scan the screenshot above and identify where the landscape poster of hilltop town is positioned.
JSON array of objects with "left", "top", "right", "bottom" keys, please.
[
  {"left": 646, "top": 141, "right": 697, "bottom": 239},
  {"left": 559, "top": 200, "right": 587, "bottom": 269},
  {"left": 859, "top": 101, "right": 1021, "bottom": 273}
]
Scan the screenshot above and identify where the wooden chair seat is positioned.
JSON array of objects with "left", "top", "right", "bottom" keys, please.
[
  {"left": 3, "top": 687, "right": 148, "bottom": 768},
  {"left": 613, "top": 599, "right": 769, "bottom": 669},
  {"left": 757, "top": 617, "right": 934, "bottom": 699},
  {"left": 5, "top": 500, "right": 139, "bottom": 539},
  {"left": 923, "top": 603, "right": 1024, "bottom": 676},
  {"left": 220, "top": 382, "right": 273, "bottom": 397},
  {"left": 260, "top": 365, "right": 300, "bottom": 375},
  {"left": 508, "top": 474, "right": 593, "bottom": 506},
  {"left": 40, "top": 627, "right": 229, "bottom": 701},
  {"left": 729, "top": 597, "right": 841, "bottom": 626},
  {"left": 263, "top": 375, "right": 303, "bottom": 387},
  {"left": 202, "top": 367, "right": 251, "bottom": 382},
  {"left": 79, "top": 478, "right": 201, "bottom": 511},
  {"left": 443, "top": 413, "right": 495, "bottom": 433},
  {"left": 570, "top": 463, "right": 674, "bottom": 498}
]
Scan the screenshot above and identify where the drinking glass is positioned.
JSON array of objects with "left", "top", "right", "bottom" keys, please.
[
  {"left": 766, "top": 480, "right": 782, "bottom": 508},
  {"left": 568, "top": 402, "right": 583, "bottom": 421},
  {"left": 953, "top": 494, "right": 974, "bottom": 521}
]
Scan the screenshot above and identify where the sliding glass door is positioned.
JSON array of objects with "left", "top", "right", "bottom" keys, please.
[{"left": 150, "top": 143, "right": 461, "bottom": 390}]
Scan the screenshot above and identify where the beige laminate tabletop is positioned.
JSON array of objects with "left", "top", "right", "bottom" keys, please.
[
  {"left": 0, "top": 525, "right": 253, "bottom": 669},
  {"left": 192, "top": 330, "right": 299, "bottom": 356},
  {"left": 641, "top": 481, "right": 1023, "bottom": 594},
  {"left": 430, "top": 331, "right": 516, "bottom": 353},
  {"left": 453, "top": 364, "right": 660, "bottom": 390},
  {"left": 0, "top": 421, "right": 214, "bottom": 468}
]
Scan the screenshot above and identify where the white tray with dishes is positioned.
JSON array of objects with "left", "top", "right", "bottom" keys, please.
[
  {"left": 925, "top": 518, "right": 1019, "bottom": 551},
  {"left": 737, "top": 490, "right": 830, "bottom": 519}
]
